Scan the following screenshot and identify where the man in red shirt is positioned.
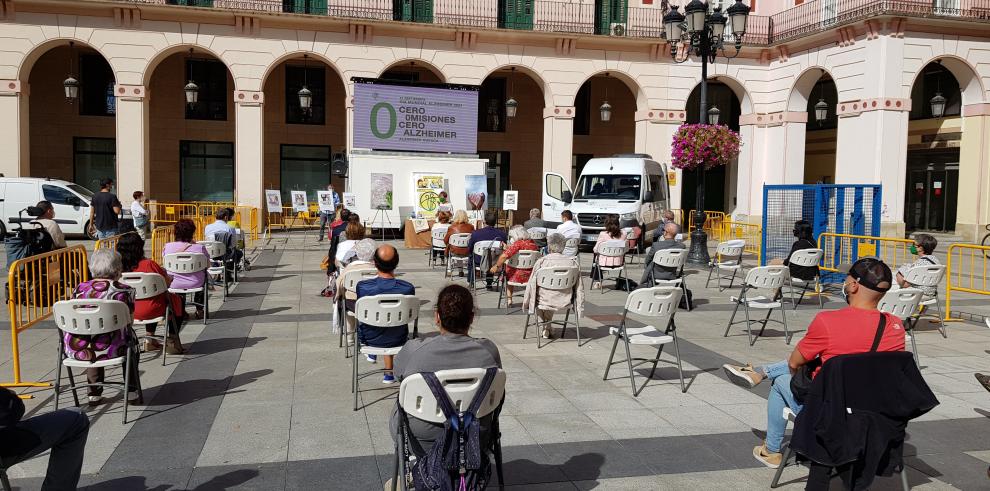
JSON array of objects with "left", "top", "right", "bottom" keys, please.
[{"left": 722, "top": 258, "right": 906, "bottom": 468}]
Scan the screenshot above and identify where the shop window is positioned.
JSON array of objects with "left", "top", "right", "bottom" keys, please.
[
  {"left": 186, "top": 59, "right": 228, "bottom": 121},
  {"left": 79, "top": 55, "right": 115, "bottom": 117},
  {"left": 281, "top": 145, "right": 332, "bottom": 204},
  {"left": 479, "top": 78, "right": 507, "bottom": 133},
  {"left": 180, "top": 141, "right": 234, "bottom": 201},
  {"left": 73, "top": 137, "right": 116, "bottom": 193},
  {"left": 286, "top": 65, "right": 326, "bottom": 125}
]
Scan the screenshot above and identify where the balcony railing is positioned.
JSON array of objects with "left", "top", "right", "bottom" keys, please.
[{"left": 125, "top": 0, "right": 990, "bottom": 46}]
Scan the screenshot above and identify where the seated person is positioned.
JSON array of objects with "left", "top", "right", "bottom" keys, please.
[
  {"left": 640, "top": 222, "right": 686, "bottom": 286},
  {"left": 162, "top": 218, "right": 211, "bottom": 320},
  {"left": 896, "top": 233, "right": 939, "bottom": 296},
  {"left": 590, "top": 214, "right": 625, "bottom": 289},
  {"left": 204, "top": 208, "right": 234, "bottom": 240},
  {"left": 489, "top": 225, "right": 539, "bottom": 306},
  {"left": 356, "top": 245, "right": 415, "bottom": 384},
  {"left": 468, "top": 211, "right": 508, "bottom": 288},
  {"left": 554, "top": 210, "right": 581, "bottom": 256},
  {"left": 204, "top": 208, "right": 244, "bottom": 268},
  {"left": 522, "top": 233, "right": 585, "bottom": 340},
  {"left": 721, "top": 258, "right": 905, "bottom": 468},
  {"left": 336, "top": 239, "right": 378, "bottom": 343},
  {"left": 33, "top": 200, "right": 67, "bottom": 249},
  {"left": 117, "top": 233, "right": 185, "bottom": 354},
  {"left": 330, "top": 209, "right": 351, "bottom": 241},
  {"left": 430, "top": 210, "right": 452, "bottom": 261},
  {"left": 653, "top": 210, "right": 682, "bottom": 241},
  {"left": 390, "top": 284, "right": 502, "bottom": 455},
  {"left": 443, "top": 210, "right": 476, "bottom": 260},
  {"left": 68, "top": 249, "right": 141, "bottom": 404},
  {"left": 523, "top": 208, "right": 548, "bottom": 230},
  {"left": 335, "top": 219, "right": 366, "bottom": 269},
  {"left": 778, "top": 220, "right": 819, "bottom": 282},
  {"left": 0, "top": 387, "right": 90, "bottom": 490}
]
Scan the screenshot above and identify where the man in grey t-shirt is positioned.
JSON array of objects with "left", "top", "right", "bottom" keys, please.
[{"left": 641, "top": 221, "right": 686, "bottom": 286}]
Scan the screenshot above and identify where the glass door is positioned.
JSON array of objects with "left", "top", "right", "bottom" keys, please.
[{"left": 905, "top": 162, "right": 958, "bottom": 232}]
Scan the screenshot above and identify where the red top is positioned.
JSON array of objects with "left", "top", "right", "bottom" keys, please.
[
  {"left": 132, "top": 258, "right": 182, "bottom": 322},
  {"left": 797, "top": 306, "right": 906, "bottom": 377}
]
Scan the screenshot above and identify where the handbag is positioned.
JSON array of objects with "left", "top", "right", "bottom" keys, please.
[{"left": 791, "top": 312, "right": 887, "bottom": 405}]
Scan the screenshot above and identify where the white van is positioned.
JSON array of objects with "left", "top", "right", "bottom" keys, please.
[
  {"left": 0, "top": 177, "right": 100, "bottom": 239},
  {"left": 542, "top": 154, "right": 671, "bottom": 248}
]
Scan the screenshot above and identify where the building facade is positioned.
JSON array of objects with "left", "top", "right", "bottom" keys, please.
[{"left": 0, "top": 0, "right": 988, "bottom": 238}]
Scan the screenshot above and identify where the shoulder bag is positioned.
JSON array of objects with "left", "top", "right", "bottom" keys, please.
[{"left": 791, "top": 312, "right": 887, "bottom": 404}]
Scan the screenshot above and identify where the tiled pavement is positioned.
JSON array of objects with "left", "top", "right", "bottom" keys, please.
[{"left": 2, "top": 235, "right": 989, "bottom": 490}]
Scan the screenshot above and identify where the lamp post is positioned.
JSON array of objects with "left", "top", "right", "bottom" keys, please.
[{"left": 664, "top": 0, "right": 749, "bottom": 265}]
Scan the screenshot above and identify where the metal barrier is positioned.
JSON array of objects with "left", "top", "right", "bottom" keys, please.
[
  {"left": 2, "top": 245, "right": 90, "bottom": 395},
  {"left": 93, "top": 231, "right": 139, "bottom": 251},
  {"left": 147, "top": 202, "right": 200, "bottom": 225},
  {"left": 944, "top": 244, "right": 990, "bottom": 322},
  {"left": 719, "top": 220, "right": 762, "bottom": 263},
  {"left": 817, "top": 233, "right": 913, "bottom": 282},
  {"left": 687, "top": 210, "right": 727, "bottom": 236},
  {"left": 149, "top": 219, "right": 204, "bottom": 264}
]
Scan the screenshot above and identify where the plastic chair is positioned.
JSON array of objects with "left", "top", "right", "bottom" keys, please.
[
  {"left": 879, "top": 288, "right": 924, "bottom": 365},
  {"left": 352, "top": 294, "right": 420, "bottom": 411},
  {"left": 52, "top": 299, "right": 142, "bottom": 424},
  {"left": 706, "top": 240, "right": 745, "bottom": 291},
  {"left": 724, "top": 265, "right": 790, "bottom": 346},
  {"left": 593, "top": 240, "right": 628, "bottom": 293},
  {"left": 622, "top": 227, "right": 640, "bottom": 264},
  {"left": 391, "top": 368, "right": 507, "bottom": 491},
  {"left": 427, "top": 225, "right": 449, "bottom": 268},
  {"left": 603, "top": 286, "right": 686, "bottom": 396},
  {"left": 163, "top": 252, "right": 211, "bottom": 324},
  {"left": 336, "top": 268, "right": 380, "bottom": 357},
  {"left": 445, "top": 233, "right": 472, "bottom": 281},
  {"left": 471, "top": 240, "right": 504, "bottom": 291},
  {"left": 523, "top": 266, "right": 582, "bottom": 348},
  {"left": 200, "top": 240, "right": 230, "bottom": 300},
  {"left": 527, "top": 227, "right": 547, "bottom": 250},
  {"left": 563, "top": 237, "right": 581, "bottom": 258},
  {"left": 119, "top": 272, "right": 175, "bottom": 366},
  {"left": 903, "top": 264, "right": 947, "bottom": 338},
  {"left": 497, "top": 250, "right": 541, "bottom": 310},
  {"left": 786, "top": 248, "right": 824, "bottom": 309},
  {"left": 649, "top": 248, "right": 692, "bottom": 310}
]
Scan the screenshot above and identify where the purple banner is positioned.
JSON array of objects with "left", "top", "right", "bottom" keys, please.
[{"left": 353, "top": 81, "right": 478, "bottom": 154}]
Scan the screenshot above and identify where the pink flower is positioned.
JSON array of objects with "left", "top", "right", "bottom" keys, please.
[{"left": 670, "top": 124, "right": 741, "bottom": 170}]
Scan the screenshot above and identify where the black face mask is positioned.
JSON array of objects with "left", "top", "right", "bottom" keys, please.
[{"left": 792, "top": 229, "right": 800, "bottom": 237}]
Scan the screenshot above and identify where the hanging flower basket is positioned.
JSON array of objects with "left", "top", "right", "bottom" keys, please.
[{"left": 670, "top": 124, "right": 742, "bottom": 171}]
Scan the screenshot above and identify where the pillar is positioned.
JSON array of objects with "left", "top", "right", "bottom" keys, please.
[
  {"left": 542, "top": 106, "right": 574, "bottom": 178},
  {"left": 781, "top": 112, "right": 809, "bottom": 184},
  {"left": 736, "top": 114, "right": 768, "bottom": 221},
  {"left": 955, "top": 104, "right": 990, "bottom": 242},
  {"left": 834, "top": 99, "right": 910, "bottom": 237},
  {"left": 114, "top": 84, "right": 149, "bottom": 206},
  {"left": 0, "top": 80, "right": 28, "bottom": 177},
  {"left": 234, "top": 90, "right": 265, "bottom": 210},
  {"left": 634, "top": 109, "right": 685, "bottom": 208}
]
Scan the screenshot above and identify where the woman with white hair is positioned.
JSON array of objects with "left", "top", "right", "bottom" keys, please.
[
  {"left": 522, "top": 233, "right": 585, "bottom": 339},
  {"left": 488, "top": 225, "right": 538, "bottom": 306},
  {"left": 443, "top": 209, "right": 475, "bottom": 257},
  {"left": 65, "top": 249, "right": 141, "bottom": 404},
  {"left": 335, "top": 238, "right": 378, "bottom": 341}
]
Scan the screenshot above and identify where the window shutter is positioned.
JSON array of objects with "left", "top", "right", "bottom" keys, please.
[{"left": 413, "top": 0, "right": 434, "bottom": 22}]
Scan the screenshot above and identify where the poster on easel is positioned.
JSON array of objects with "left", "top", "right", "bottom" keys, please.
[
  {"left": 265, "top": 190, "right": 283, "bottom": 213},
  {"left": 317, "top": 191, "right": 335, "bottom": 213},
  {"left": 343, "top": 193, "right": 357, "bottom": 209},
  {"left": 291, "top": 190, "right": 308, "bottom": 212},
  {"left": 371, "top": 173, "right": 394, "bottom": 210},
  {"left": 502, "top": 190, "right": 518, "bottom": 211},
  {"left": 413, "top": 173, "right": 446, "bottom": 219}
]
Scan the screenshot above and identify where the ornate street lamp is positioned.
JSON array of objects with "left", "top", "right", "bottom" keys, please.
[
  {"left": 184, "top": 49, "right": 199, "bottom": 108},
  {"left": 814, "top": 98, "right": 828, "bottom": 123},
  {"left": 665, "top": 0, "right": 750, "bottom": 265},
  {"left": 930, "top": 92, "right": 946, "bottom": 118},
  {"left": 64, "top": 41, "right": 79, "bottom": 103},
  {"left": 298, "top": 54, "right": 313, "bottom": 116},
  {"left": 506, "top": 67, "right": 518, "bottom": 118},
  {"left": 600, "top": 72, "right": 612, "bottom": 122}
]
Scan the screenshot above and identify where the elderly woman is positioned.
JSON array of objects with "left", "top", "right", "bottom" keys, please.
[
  {"left": 443, "top": 209, "right": 475, "bottom": 256},
  {"left": 67, "top": 249, "right": 141, "bottom": 404},
  {"left": 591, "top": 214, "right": 626, "bottom": 289},
  {"left": 522, "top": 233, "right": 585, "bottom": 339},
  {"left": 489, "top": 225, "right": 539, "bottom": 306},
  {"left": 162, "top": 218, "right": 211, "bottom": 319},
  {"left": 117, "top": 233, "right": 185, "bottom": 355},
  {"left": 335, "top": 238, "right": 378, "bottom": 342},
  {"left": 335, "top": 219, "right": 366, "bottom": 268}
]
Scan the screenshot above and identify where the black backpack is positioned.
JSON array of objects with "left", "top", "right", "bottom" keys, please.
[{"left": 401, "top": 368, "right": 498, "bottom": 491}]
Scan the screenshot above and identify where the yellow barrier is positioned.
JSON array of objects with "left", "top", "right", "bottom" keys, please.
[
  {"left": 2, "top": 245, "right": 90, "bottom": 395},
  {"left": 944, "top": 243, "right": 990, "bottom": 322},
  {"left": 147, "top": 202, "right": 200, "bottom": 225},
  {"left": 817, "top": 233, "right": 913, "bottom": 272},
  {"left": 149, "top": 219, "right": 204, "bottom": 264},
  {"left": 719, "top": 220, "right": 762, "bottom": 263},
  {"left": 93, "top": 231, "right": 139, "bottom": 252},
  {"left": 687, "top": 210, "right": 727, "bottom": 237}
]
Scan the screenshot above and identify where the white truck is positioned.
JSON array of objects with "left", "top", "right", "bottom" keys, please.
[{"left": 542, "top": 154, "right": 671, "bottom": 249}]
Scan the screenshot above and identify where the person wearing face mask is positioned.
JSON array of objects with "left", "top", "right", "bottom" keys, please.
[
  {"left": 720, "top": 258, "right": 906, "bottom": 468},
  {"left": 895, "top": 233, "right": 939, "bottom": 296}
]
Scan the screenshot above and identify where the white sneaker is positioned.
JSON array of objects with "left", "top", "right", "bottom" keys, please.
[
  {"left": 366, "top": 354, "right": 377, "bottom": 364},
  {"left": 87, "top": 395, "right": 103, "bottom": 404},
  {"left": 591, "top": 281, "right": 602, "bottom": 290},
  {"left": 541, "top": 327, "right": 552, "bottom": 339}
]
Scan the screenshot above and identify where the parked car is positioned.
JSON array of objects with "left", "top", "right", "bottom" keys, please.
[{"left": 0, "top": 177, "right": 131, "bottom": 239}]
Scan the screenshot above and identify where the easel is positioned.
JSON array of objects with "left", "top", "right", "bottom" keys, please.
[{"left": 371, "top": 205, "right": 391, "bottom": 241}]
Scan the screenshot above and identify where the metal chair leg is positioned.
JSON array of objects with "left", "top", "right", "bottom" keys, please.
[
  {"left": 933, "top": 294, "right": 947, "bottom": 338},
  {"left": 673, "top": 332, "right": 686, "bottom": 393},
  {"left": 770, "top": 446, "right": 795, "bottom": 488},
  {"left": 899, "top": 463, "right": 910, "bottom": 491},
  {"left": 603, "top": 330, "right": 621, "bottom": 380},
  {"left": 745, "top": 302, "right": 755, "bottom": 346},
  {"left": 725, "top": 297, "right": 741, "bottom": 337},
  {"left": 123, "top": 351, "right": 131, "bottom": 424},
  {"left": 782, "top": 307, "right": 791, "bottom": 344},
  {"left": 1, "top": 468, "right": 11, "bottom": 491},
  {"left": 65, "top": 367, "right": 80, "bottom": 408},
  {"left": 623, "top": 335, "right": 639, "bottom": 396}
]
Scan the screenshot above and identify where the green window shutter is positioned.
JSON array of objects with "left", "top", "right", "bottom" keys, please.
[
  {"left": 308, "top": 0, "right": 327, "bottom": 14},
  {"left": 613, "top": 0, "right": 628, "bottom": 23},
  {"left": 504, "top": 0, "right": 534, "bottom": 30},
  {"left": 596, "top": 0, "right": 610, "bottom": 35},
  {"left": 393, "top": 0, "right": 411, "bottom": 21},
  {"left": 413, "top": 0, "right": 434, "bottom": 23}
]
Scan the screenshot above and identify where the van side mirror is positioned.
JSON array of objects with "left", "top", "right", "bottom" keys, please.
[{"left": 562, "top": 190, "right": 572, "bottom": 203}]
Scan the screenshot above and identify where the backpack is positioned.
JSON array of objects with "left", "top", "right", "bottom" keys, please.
[{"left": 401, "top": 368, "right": 498, "bottom": 491}]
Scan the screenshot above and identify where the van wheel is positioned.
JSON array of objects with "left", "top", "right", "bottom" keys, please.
[{"left": 84, "top": 221, "right": 97, "bottom": 240}]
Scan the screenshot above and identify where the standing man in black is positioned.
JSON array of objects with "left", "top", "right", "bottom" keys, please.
[{"left": 90, "top": 178, "right": 122, "bottom": 239}]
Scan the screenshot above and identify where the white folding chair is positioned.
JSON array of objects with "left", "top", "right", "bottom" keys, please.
[
  {"left": 879, "top": 288, "right": 924, "bottom": 365},
  {"left": 392, "top": 368, "right": 507, "bottom": 491},
  {"left": 563, "top": 237, "right": 581, "bottom": 258},
  {"left": 336, "top": 268, "right": 380, "bottom": 357},
  {"left": 52, "top": 299, "right": 141, "bottom": 424},
  {"left": 594, "top": 240, "right": 628, "bottom": 293},
  {"left": 445, "top": 233, "right": 472, "bottom": 281},
  {"left": 200, "top": 240, "right": 230, "bottom": 300},
  {"left": 471, "top": 240, "right": 505, "bottom": 292},
  {"left": 725, "top": 265, "right": 790, "bottom": 346},
  {"left": 497, "top": 250, "right": 541, "bottom": 310},
  {"left": 622, "top": 227, "right": 640, "bottom": 264},
  {"left": 119, "top": 272, "right": 175, "bottom": 366},
  {"left": 603, "top": 286, "right": 686, "bottom": 396},
  {"left": 706, "top": 240, "right": 745, "bottom": 291},
  {"left": 786, "top": 248, "right": 824, "bottom": 309},
  {"left": 903, "top": 264, "right": 947, "bottom": 338},
  {"left": 523, "top": 266, "right": 582, "bottom": 348},
  {"left": 649, "top": 248, "right": 692, "bottom": 310},
  {"left": 527, "top": 227, "right": 547, "bottom": 248},
  {"left": 427, "top": 225, "right": 449, "bottom": 268},
  {"left": 163, "top": 252, "right": 211, "bottom": 324},
  {"left": 352, "top": 294, "right": 420, "bottom": 411}
]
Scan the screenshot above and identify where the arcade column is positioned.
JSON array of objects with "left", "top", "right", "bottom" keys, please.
[{"left": 234, "top": 90, "right": 265, "bottom": 211}]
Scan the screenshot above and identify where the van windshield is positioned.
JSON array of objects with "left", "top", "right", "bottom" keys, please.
[
  {"left": 574, "top": 175, "right": 641, "bottom": 200},
  {"left": 67, "top": 184, "right": 95, "bottom": 199}
]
